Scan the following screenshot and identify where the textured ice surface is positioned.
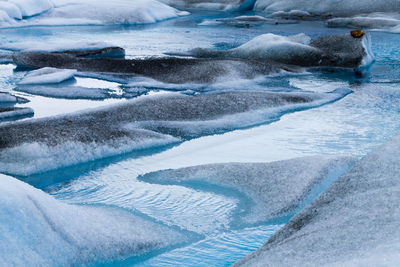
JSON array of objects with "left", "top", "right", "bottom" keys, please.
[
  {"left": 327, "top": 13, "right": 400, "bottom": 33},
  {"left": 254, "top": 0, "right": 400, "bottom": 17},
  {"left": 0, "top": 0, "right": 187, "bottom": 27},
  {"left": 0, "top": 90, "right": 349, "bottom": 175},
  {"left": 188, "top": 32, "right": 372, "bottom": 69},
  {"left": 18, "top": 67, "right": 77, "bottom": 85},
  {"left": 140, "top": 156, "right": 356, "bottom": 224},
  {"left": 0, "top": 173, "right": 186, "bottom": 266},
  {"left": 0, "top": 106, "right": 33, "bottom": 120},
  {"left": 235, "top": 132, "right": 400, "bottom": 266}
]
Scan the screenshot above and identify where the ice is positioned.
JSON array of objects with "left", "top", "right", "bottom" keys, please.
[
  {"left": 0, "top": 90, "right": 349, "bottom": 175},
  {"left": 254, "top": 0, "right": 400, "bottom": 17},
  {"left": 18, "top": 67, "right": 77, "bottom": 85},
  {"left": 0, "top": 173, "right": 187, "bottom": 266},
  {"left": 15, "top": 85, "right": 112, "bottom": 100},
  {"left": 199, "top": 15, "right": 298, "bottom": 26},
  {"left": 0, "top": 106, "right": 33, "bottom": 121},
  {"left": 8, "top": 0, "right": 53, "bottom": 17},
  {"left": 140, "top": 156, "right": 356, "bottom": 224},
  {"left": 187, "top": 32, "right": 373, "bottom": 69},
  {"left": 160, "top": 0, "right": 253, "bottom": 11},
  {"left": 0, "top": 1, "right": 22, "bottom": 19},
  {"left": 0, "top": 92, "right": 28, "bottom": 103},
  {"left": 327, "top": 13, "right": 400, "bottom": 33},
  {"left": 234, "top": 132, "right": 400, "bottom": 266}
]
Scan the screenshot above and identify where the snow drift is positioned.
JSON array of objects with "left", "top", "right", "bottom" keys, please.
[
  {"left": 234, "top": 131, "right": 400, "bottom": 266},
  {"left": 0, "top": 174, "right": 186, "bottom": 266}
]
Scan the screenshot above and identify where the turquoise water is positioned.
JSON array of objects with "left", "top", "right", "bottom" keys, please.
[{"left": 1, "top": 12, "right": 400, "bottom": 266}]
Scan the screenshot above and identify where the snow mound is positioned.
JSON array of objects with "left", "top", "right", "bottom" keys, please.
[
  {"left": 140, "top": 156, "right": 356, "bottom": 224},
  {"left": 0, "top": 107, "right": 33, "bottom": 121},
  {"left": 234, "top": 132, "right": 400, "bottom": 266},
  {"left": 189, "top": 32, "right": 373, "bottom": 69},
  {"left": 327, "top": 13, "right": 400, "bottom": 33},
  {"left": 0, "top": 0, "right": 188, "bottom": 27},
  {"left": 0, "top": 173, "right": 187, "bottom": 266},
  {"left": 19, "top": 67, "right": 77, "bottom": 85},
  {"left": 254, "top": 0, "right": 400, "bottom": 17},
  {"left": 0, "top": 90, "right": 350, "bottom": 175}
]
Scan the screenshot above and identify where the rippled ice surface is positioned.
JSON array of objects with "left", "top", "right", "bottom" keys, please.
[{"left": 1, "top": 12, "right": 400, "bottom": 266}]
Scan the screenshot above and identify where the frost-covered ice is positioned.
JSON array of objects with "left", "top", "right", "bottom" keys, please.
[
  {"left": 0, "top": 173, "right": 186, "bottom": 266},
  {"left": 187, "top": 32, "right": 373, "bottom": 69},
  {"left": 18, "top": 67, "right": 77, "bottom": 85},
  {"left": 0, "top": 90, "right": 349, "bottom": 175},
  {"left": 140, "top": 156, "right": 356, "bottom": 224},
  {"left": 0, "top": 106, "right": 33, "bottom": 120},
  {"left": 0, "top": 0, "right": 188, "bottom": 27},
  {"left": 327, "top": 13, "right": 400, "bottom": 33},
  {"left": 254, "top": 0, "right": 400, "bottom": 17},
  {"left": 234, "top": 132, "right": 400, "bottom": 266}
]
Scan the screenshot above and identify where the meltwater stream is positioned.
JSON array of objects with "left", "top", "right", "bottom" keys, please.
[{"left": 1, "top": 12, "right": 400, "bottom": 266}]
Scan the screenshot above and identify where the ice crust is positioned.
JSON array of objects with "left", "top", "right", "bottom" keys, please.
[
  {"left": 0, "top": 173, "right": 186, "bottom": 266},
  {"left": 18, "top": 67, "right": 77, "bottom": 85},
  {"left": 188, "top": 32, "right": 373, "bottom": 69},
  {"left": 234, "top": 132, "right": 400, "bottom": 266},
  {"left": 254, "top": 0, "right": 400, "bottom": 17},
  {"left": 0, "top": 90, "right": 349, "bottom": 175},
  {"left": 140, "top": 156, "right": 356, "bottom": 224},
  {"left": 0, "top": 0, "right": 187, "bottom": 27}
]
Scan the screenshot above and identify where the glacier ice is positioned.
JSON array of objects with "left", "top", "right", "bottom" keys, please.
[
  {"left": 15, "top": 85, "right": 112, "bottom": 100},
  {"left": 234, "top": 131, "right": 400, "bottom": 266},
  {"left": 327, "top": 13, "right": 400, "bottom": 33},
  {"left": 18, "top": 67, "right": 77, "bottom": 85},
  {"left": 254, "top": 0, "right": 400, "bottom": 17},
  {"left": 0, "top": 106, "right": 33, "bottom": 121},
  {"left": 0, "top": 173, "right": 187, "bottom": 266},
  {"left": 0, "top": 92, "right": 28, "bottom": 104},
  {"left": 186, "top": 32, "right": 373, "bottom": 69},
  {"left": 0, "top": 0, "right": 188, "bottom": 27},
  {"left": 0, "top": 90, "right": 350, "bottom": 175},
  {"left": 140, "top": 156, "right": 356, "bottom": 224}
]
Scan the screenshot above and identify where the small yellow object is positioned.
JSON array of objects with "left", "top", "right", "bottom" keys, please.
[{"left": 351, "top": 30, "right": 365, "bottom": 38}]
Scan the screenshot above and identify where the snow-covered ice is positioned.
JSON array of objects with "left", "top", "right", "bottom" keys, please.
[
  {"left": 18, "top": 67, "right": 77, "bottom": 85},
  {"left": 0, "top": 173, "right": 187, "bottom": 266},
  {"left": 140, "top": 156, "right": 356, "bottom": 224},
  {"left": 254, "top": 0, "right": 400, "bottom": 17},
  {"left": 234, "top": 131, "right": 400, "bottom": 266},
  {"left": 0, "top": 89, "right": 349, "bottom": 175}
]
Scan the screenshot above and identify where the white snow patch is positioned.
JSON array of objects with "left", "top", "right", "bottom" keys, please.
[
  {"left": 0, "top": 173, "right": 187, "bottom": 266},
  {"left": 19, "top": 67, "right": 77, "bottom": 85}
]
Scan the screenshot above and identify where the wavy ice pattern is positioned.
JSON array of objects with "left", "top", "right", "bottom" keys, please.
[
  {"left": 0, "top": 89, "right": 350, "bottom": 175},
  {"left": 0, "top": 173, "right": 187, "bottom": 266}
]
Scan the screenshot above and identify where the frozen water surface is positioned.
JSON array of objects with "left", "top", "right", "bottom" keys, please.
[{"left": 1, "top": 11, "right": 400, "bottom": 266}]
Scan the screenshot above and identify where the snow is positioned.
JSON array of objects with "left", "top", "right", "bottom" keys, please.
[
  {"left": 0, "top": 173, "right": 187, "bottom": 266},
  {"left": 189, "top": 32, "right": 373, "bottom": 69},
  {"left": 254, "top": 0, "right": 400, "bottom": 17},
  {"left": 234, "top": 132, "right": 400, "bottom": 266},
  {"left": 18, "top": 67, "right": 77, "bottom": 85},
  {"left": 0, "top": 90, "right": 349, "bottom": 175},
  {"left": 140, "top": 156, "right": 356, "bottom": 224},
  {"left": 0, "top": 1, "right": 22, "bottom": 19}
]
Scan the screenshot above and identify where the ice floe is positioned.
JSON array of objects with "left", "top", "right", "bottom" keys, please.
[
  {"left": 185, "top": 32, "right": 374, "bottom": 69},
  {"left": 0, "top": 89, "right": 350, "bottom": 175},
  {"left": 140, "top": 156, "right": 356, "bottom": 224},
  {"left": 0, "top": 106, "right": 33, "bottom": 121},
  {"left": 234, "top": 131, "right": 400, "bottom": 266},
  {"left": 0, "top": 173, "right": 187, "bottom": 266},
  {"left": 254, "top": 0, "right": 400, "bottom": 17},
  {"left": 0, "top": 0, "right": 188, "bottom": 27},
  {"left": 18, "top": 67, "right": 77, "bottom": 85},
  {"left": 327, "top": 13, "right": 400, "bottom": 33}
]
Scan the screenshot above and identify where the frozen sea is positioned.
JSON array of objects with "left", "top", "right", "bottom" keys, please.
[{"left": 1, "top": 11, "right": 400, "bottom": 266}]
